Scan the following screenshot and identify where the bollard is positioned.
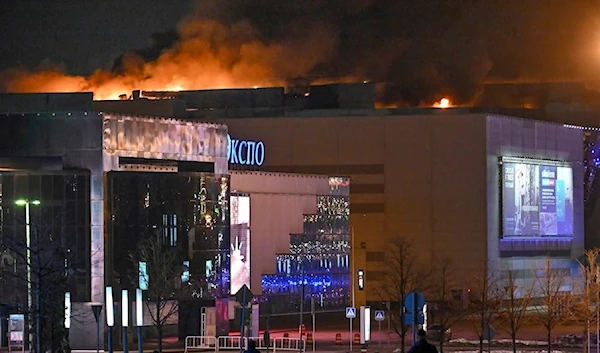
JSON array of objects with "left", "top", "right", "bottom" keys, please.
[
  {"left": 299, "top": 324, "right": 306, "bottom": 337},
  {"left": 354, "top": 333, "right": 360, "bottom": 345},
  {"left": 283, "top": 332, "right": 290, "bottom": 348},
  {"left": 335, "top": 333, "right": 342, "bottom": 345},
  {"left": 306, "top": 333, "right": 313, "bottom": 345}
]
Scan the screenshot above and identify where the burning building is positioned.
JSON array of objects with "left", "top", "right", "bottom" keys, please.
[
  {"left": 91, "top": 84, "right": 589, "bottom": 310},
  {"left": 0, "top": 92, "right": 353, "bottom": 348}
]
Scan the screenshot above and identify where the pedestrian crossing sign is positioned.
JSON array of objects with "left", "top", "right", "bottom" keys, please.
[
  {"left": 346, "top": 307, "right": 356, "bottom": 318},
  {"left": 374, "top": 310, "right": 385, "bottom": 321}
]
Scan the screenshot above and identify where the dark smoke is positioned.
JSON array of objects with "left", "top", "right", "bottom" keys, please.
[
  {"left": 176, "top": 0, "right": 599, "bottom": 106},
  {"left": 111, "top": 30, "right": 181, "bottom": 73},
  {"left": 2, "top": 0, "right": 598, "bottom": 106}
]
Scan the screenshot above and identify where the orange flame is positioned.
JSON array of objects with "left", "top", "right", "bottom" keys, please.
[
  {"left": 433, "top": 97, "right": 451, "bottom": 108},
  {"left": 0, "top": 16, "right": 341, "bottom": 100}
]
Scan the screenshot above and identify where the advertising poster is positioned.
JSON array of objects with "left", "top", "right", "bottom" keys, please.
[
  {"left": 502, "top": 160, "right": 573, "bottom": 237},
  {"left": 230, "top": 195, "right": 250, "bottom": 294},
  {"left": 556, "top": 167, "right": 573, "bottom": 235},
  {"left": 539, "top": 165, "right": 557, "bottom": 235},
  {"left": 9, "top": 314, "right": 24, "bottom": 348}
]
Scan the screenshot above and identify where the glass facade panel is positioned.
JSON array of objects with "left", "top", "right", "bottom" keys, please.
[
  {"left": 261, "top": 177, "right": 350, "bottom": 314},
  {"left": 107, "top": 172, "right": 230, "bottom": 299},
  {"left": 0, "top": 171, "right": 91, "bottom": 309}
]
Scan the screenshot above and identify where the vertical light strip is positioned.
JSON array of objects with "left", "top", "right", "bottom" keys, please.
[
  {"left": 122, "top": 289, "right": 129, "bottom": 327},
  {"left": 64, "top": 292, "right": 71, "bottom": 329},
  {"left": 136, "top": 289, "right": 143, "bottom": 326},
  {"left": 106, "top": 286, "right": 114, "bottom": 327}
]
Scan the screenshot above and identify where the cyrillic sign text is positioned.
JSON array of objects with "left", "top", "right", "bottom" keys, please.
[{"left": 227, "top": 134, "right": 265, "bottom": 166}]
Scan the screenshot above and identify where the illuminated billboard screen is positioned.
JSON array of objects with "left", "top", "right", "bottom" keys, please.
[
  {"left": 501, "top": 158, "right": 573, "bottom": 237},
  {"left": 230, "top": 195, "right": 250, "bottom": 294}
]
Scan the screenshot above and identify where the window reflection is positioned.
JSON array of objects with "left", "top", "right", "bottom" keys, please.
[
  {"left": 0, "top": 171, "right": 91, "bottom": 305},
  {"left": 107, "top": 172, "right": 230, "bottom": 299}
]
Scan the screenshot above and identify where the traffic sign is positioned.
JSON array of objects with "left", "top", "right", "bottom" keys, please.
[
  {"left": 91, "top": 304, "right": 103, "bottom": 323},
  {"left": 374, "top": 310, "right": 385, "bottom": 321},
  {"left": 346, "top": 307, "right": 356, "bottom": 319},
  {"left": 404, "top": 292, "right": 425, "bottom": 314},
  {"left": 235, "top": 284, "right": 253, "bottom": 307},
  {"left": 402, "top": 313, "right": 424, "bottom": 325},
  {"left": 403, "top": 292, "right": 426, "bottom": 327},
  {"left": 483, "top": 325, "right": 496, "bottom": 341}
]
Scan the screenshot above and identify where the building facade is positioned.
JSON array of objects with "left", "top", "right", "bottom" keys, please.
[
  {"left": 220, "top": 112, "right": 585, "bottom": 306},
  {"left": 0, "top": 110, "right": 231, "bottom": 348},
  {"left": 228, "top": 171, "right": 350, "bottom": 314},
  {"left": 0, "top": 96, "right": 354, "bottom": 347},
  {"left": 0, "top": 90, "right": 587, "bottom": 340}
]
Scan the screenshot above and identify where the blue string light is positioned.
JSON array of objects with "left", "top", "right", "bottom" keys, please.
[{"left": 260, "top": 178, "right": 351, "bottom": 314}]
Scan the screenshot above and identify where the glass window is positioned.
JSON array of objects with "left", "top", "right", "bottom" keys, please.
[
  {"left": 107, "top": 172, "right": 231, "bottom": 299},
  {"left": 0, "top": 171, "right": 91, "bottom": 304},
  {"left": 261, "top": 178, "right": 351, "bottom": 314}
]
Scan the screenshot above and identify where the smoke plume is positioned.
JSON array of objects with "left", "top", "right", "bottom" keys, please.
[{"left": 1, "top": 0, "right": 598, "bottom": 106}]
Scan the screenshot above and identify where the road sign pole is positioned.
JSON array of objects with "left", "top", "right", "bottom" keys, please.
[
  {"left": 412, "top": 295, "right": 417, "bottom": 345},
  {"left": 345, "top": 307, "right": 356, "bottom": 351},
  {"left": 312, "top": 298, "right": 315, "bottom": 353},
  {"left": 312, "top": 314, "right": 315, "bottom": 353},
  {"left": 350, "top": 317, "right": 353, "bottom": 352},
  {"left": 387, "top": 311, "right": 390, "bottom": 346},
  {"left": 240, "top": 288, "right": 246, "bottom": 353},
  {"left": 235, "top": 285, "right": 254, "bottom": 353},
  {"left": 373, "top": 310, "right": 384, "bottom": 346}
]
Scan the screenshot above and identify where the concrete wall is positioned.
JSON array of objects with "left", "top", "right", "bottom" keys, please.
[
  {"left": 94, "top": 98, "right": 187, "bottom": 119},
  {"left": 179, "top": 88, "right": 284, "bottom": 109},
  {"left": 0, "top": 92, "right": 93, "bottom": 113},
  {"left": 0, "top": 112, "right": 105, "bottom": 302},
  {"left": 230, "top": 171, "right": 330, "bottom": 293},
  {"left": 222, "top": 113, "right": 490, "bottom": 304},
  {"left": 0, "top": 112, "right": 230, "bottom": 349},
  {"left": 485, "top": 115, "right": 585, "bottom": 290}
]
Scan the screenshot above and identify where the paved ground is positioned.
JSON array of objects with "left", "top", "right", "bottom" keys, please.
[
  {"left": 69, "top": 322, "right": 590, "bottom": 353},
  {"left": 268, "top": 322, "right": 587, "bottom": 344}
]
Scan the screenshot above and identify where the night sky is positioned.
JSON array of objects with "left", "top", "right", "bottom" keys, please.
[
  {"left": 1, "top": 0, "right": 599, "bottom": 105},
  {"left": 0, "top": 0, "right": 192, "bottom": 74}
]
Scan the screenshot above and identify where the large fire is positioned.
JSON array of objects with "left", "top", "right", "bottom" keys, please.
[
  {"left": 1, "top": 63, "right": 286, "bottom": 101},
  {"left": 0, "top": 16, "right": 338, "bottom": 100},
  {"left": 433, "top": 97, "right": 451, "bottom": 108}
]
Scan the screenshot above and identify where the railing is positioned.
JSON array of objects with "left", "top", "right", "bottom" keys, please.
[
  {"left": 272, "top": 337, "right": 305, "bottom": 352},
  {"left": 186, "top": 336, "right": 305, "bottom": 352},
  {"left": 184, "top": 336, "right": 217, "bottom": 352},
  {"left": 217, "top": 336, "right": 245, "bottom": 351},
  {"left": 245, "top": 337, "right": 271, "bottom": 350}
]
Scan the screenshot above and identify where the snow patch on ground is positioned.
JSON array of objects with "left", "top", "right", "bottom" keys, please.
[
  {"left": 394, "top": 349, "right": 564, "bottom": 353},
  {"left": 394, "top": 348, "right": 563, "bottom": 353},
  {"left": 449, "top": 338, "right": 547, "bottom": 346}
]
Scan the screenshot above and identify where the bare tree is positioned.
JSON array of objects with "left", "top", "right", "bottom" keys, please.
[
  {"left": 533, "top": 258, "right": 571, "bottom": 353},
  {"left": 427, "top": 258, "right": 464, "bottom": 353},
  {"left": 375, "top": 236, "right": 427, "bottom": 353},
  {"left": 496, "top": 267, "right": 533, "bottom": 353},
  {"left": 0, "top": 225, "right": 84, "bottom": 353},
  {"left": 130, "top": 232, "right": 192, "bottom": 353},
  {"left": 571, "top": 249, "right": 600, "bottom": 353},
  {"left": 466, "top": 261, "right": 502, "bottom": 353}
]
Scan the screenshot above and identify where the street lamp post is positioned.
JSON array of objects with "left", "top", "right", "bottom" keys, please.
[
  {"left": 15, "top": 198, "right": 40, "bottom": 353},
  {"left": 91, "top": 304, "right": 103, "bottom": 353}
]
